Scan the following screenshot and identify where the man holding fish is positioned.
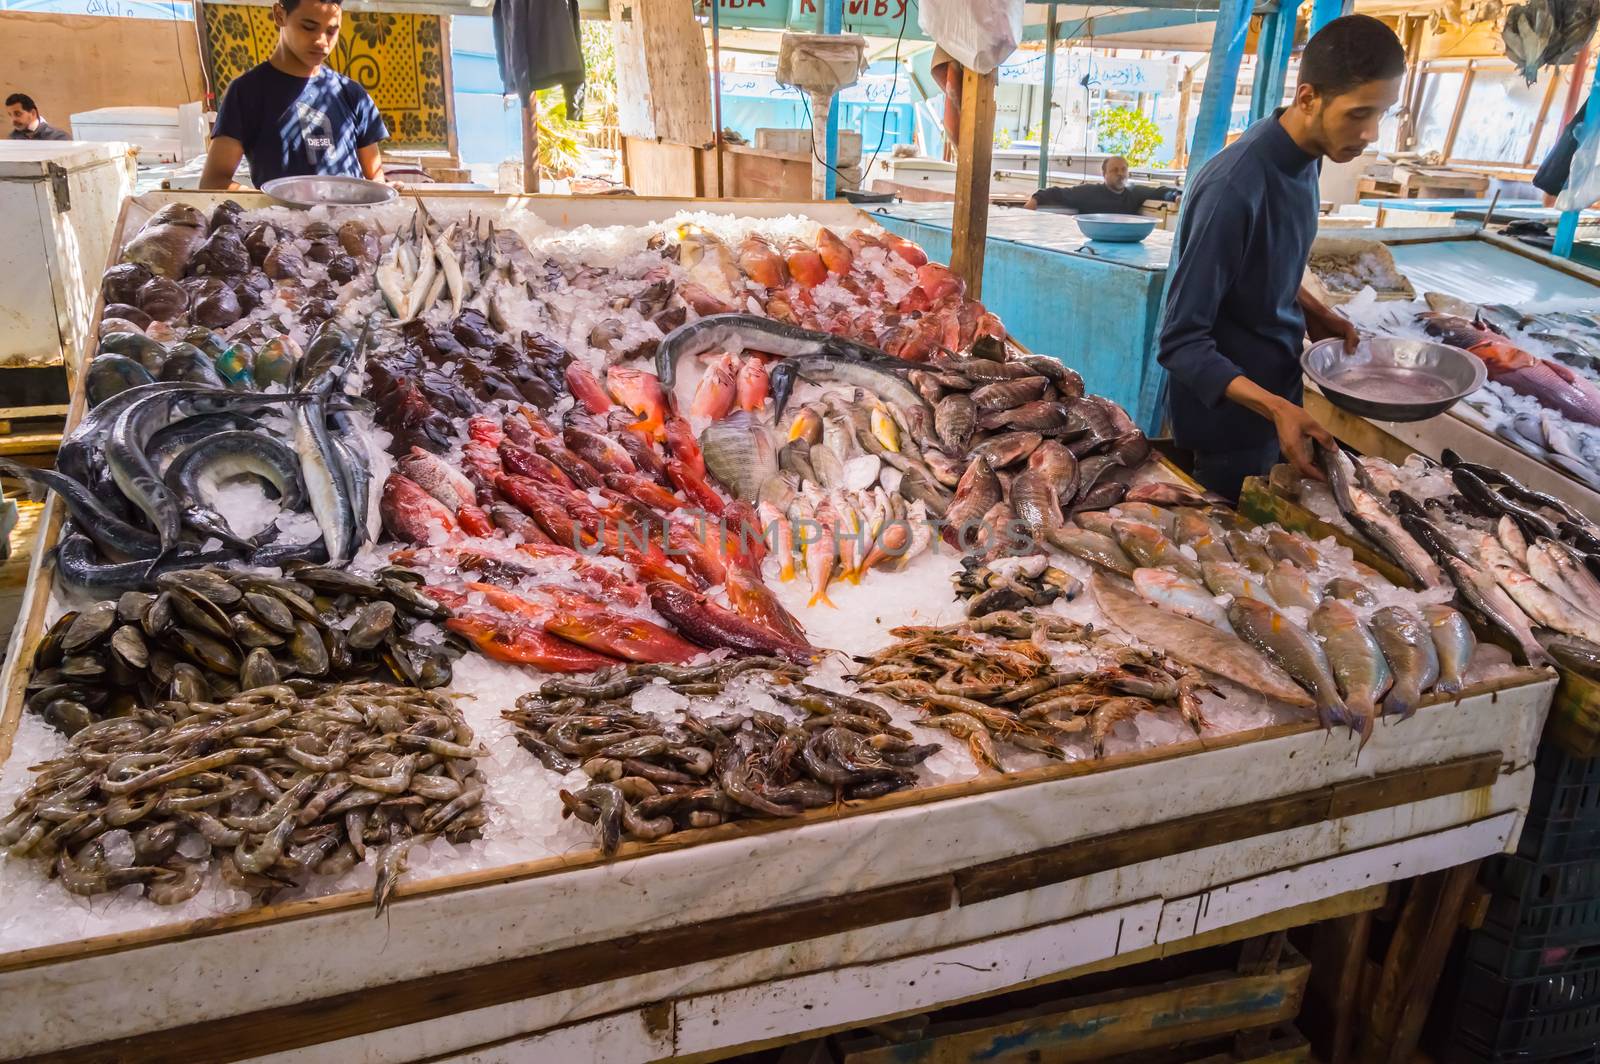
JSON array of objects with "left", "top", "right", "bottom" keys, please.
[{"left": 1158, "top": 16, "right": 1405, "bottom": 501}]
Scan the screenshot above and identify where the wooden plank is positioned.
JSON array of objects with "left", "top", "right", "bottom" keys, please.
[
  {"left": 0, "top": 434, "right": 63, "bottom": 457},
  {"left": 521, "top": 93, "right": 538, "bottom": 195},
  {"left": 1327, "top": 752, "right": 1499, "bottom": 818},
  {"left": 14, "top": 876, "right": 954, "bottom": 1064},
  {"left": 950, "top": 66, "right": 997, "bottom": 298},
  {"left": 1355, "top": 861, "right": 1481, "bottom": 1063},
  {"left": 0, "top": 405, "right": 68, "bottom": 422},
  {"left": 1303, "top": 910, "right": 1371, "bottom": 1064},
  {"left": 956, "top": 754, "right": 1501, "bottom": 905},
  {"left": 837, "top": 946, "right": 1309, "bottom": 1064}
]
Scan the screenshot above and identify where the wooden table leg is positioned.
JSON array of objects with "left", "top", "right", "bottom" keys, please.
[{"left": 1356, "top": 861, "right": 1481, "bottom": 1063}]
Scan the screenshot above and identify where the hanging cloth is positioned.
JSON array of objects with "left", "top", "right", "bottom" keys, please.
[{"left": 492, "top": 0, "right": 586, "bottom": 118}]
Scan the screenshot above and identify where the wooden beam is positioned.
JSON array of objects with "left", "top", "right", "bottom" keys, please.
[
  {"left": 1442, "top": 66, "right": 1475, "bottom": 163},
  {"left": 1303, "top": 910, "right": 1372, "bottom": 1064},
  {"left": 1355, "top": 862, "right": 1483, "bottom": 1063},
  {"left": 521, "top": 93, "right": 540, "bottom": 194},
  {"left": 439, "top": 16, "right": 460, "bottom": 161},
  {"left": 950, "top": 65, "right": 997, "bottom": 299},
  {"left": 1524, "top": 64, "right": 1565, "bottom": 167}
]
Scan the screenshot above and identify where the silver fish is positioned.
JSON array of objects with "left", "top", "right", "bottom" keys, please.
[
  {"left": 1370, "top": 606, "right": 1440, "bottom": 721},
  {"left": 1528, "top": 540, "right": 1600, "bottom": 620},
  {"left": 293, "top": 395, "right": 357, "bottom": 564},
  {"left": 1134, "top": 568, "right": 1231, "bottom": 631},
  {"left": 700, "top": 412, "right": 779, "bottom": 502},
  {"left": 1350, "top": 487, "right": 1445, "bottom": 588},
  {"left": 1050, "top": 524, "right": 1135, "bottom": 575},
  {"left": 1422, "top": 604, "right": 1476, "bottom": 696},
  {"left": 1309, "top": 599, "right": 1391, "bottom": 741},
  {"left": 1441, "top": 555, "right": 1551, "bottom": 667},
  {"left": 1228, "top": 598, "right": 1348, "bottom": 729}
]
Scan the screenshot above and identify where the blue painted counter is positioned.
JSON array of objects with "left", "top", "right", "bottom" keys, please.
[{"left": 869, "top": 203, "right": 1173, "bottom": 434}]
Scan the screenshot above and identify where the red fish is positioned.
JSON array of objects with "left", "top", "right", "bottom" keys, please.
[
  {"left": 446, "top": 609, "right": 617, "bottom": 671},
  {"left": 531, "top": 438, "right": 604, "bottom": 489},
  {"left": 565, "top": 362, "right": 613, "bottom": 414},
  {"left": 916, "top": 263, "right": 964, "bottom": 302},
  {"left": 467, "top": 583, "right": 701, "bottom": 664},
  {"left": 722, "top": 501, "right": 768, "bottom": 566},
  {"left": 880, "top": 232, "right": 928, "bottom": 267},
  {"left": 680, "top": 282, "right": 737, "bottom": 316},
  {"left": 606, "top": 366, "right": 669, "bottom": 439},
  {"left": 646, "top": 581, "right": 815, "bottom": 662},
  {"left": 604, "top": 471, "right": 684, "bottom": 513},
  {"left": 499, "top": 441, "right": 575, "bottom": 488},
  {"left": 691, "top": 353, "right": 740, "bottom": 420},
  {"left": 1496, "top": 359, "right": 1600, "bottom": 427},
  {"left": 459, "top": 442, "right": 503, "bottom": 491},
  {"left": 563, "top": 426, "right": 637, "bottom": 476},
  {"left": 488, "top": 502, "right": 553, "bottom": 544},
  {"left": 380, "top": 474, "right": 457, "bottom": 545},
  {"left": 663, "top": 514, "right": 727, "bottom": 587},
  {"left": 816, "top": 227, "right": 853, "bottom": 275},
  {"left": 513, "top": 405, "right": 559, "bottom": 440},
  {"left": 784, "top": 242, "right": 827, "bottom": 288},
  {"left": 724, "top": 554, "right": 808, "bottom": 644},
  {"left": 735, "top": 357, "right": 770, "bottom": 412},
  {"left": 457, "top": 503, "right": 494, "bottom": 537},
  {"left": 616, "top": 431, "right": 670, "bottom": 484},
  {"left": 738, "top": 233, "right": 788, "bottom": 289},
  {"left": 397, "top": 447, "right": 477, "bottom": 511},
  {"left": 513, "top": 543, "right": 648, "bottom": 606},
  {"left": 495, "top": 474, "right": 589, "bottom": 548},
  {"left": 664, "top": 417, "right": 705, "bottom": 478},
  {"left": 466, "top": 417, "right": 504, "bottom": 447},
  {"left": 666, "top": 458, "right": 726, "bottom": 515}
]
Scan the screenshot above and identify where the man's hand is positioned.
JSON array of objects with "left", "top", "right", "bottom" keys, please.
[
  {"left": 1298, "top": 285, "right": 1360, "bottom": 352},
  {"left": 1223, "top": 375, "right": 1336, "bottom": 481},
  {"left": 1270, "top": 397, "right": 1336, "bottom": 481}
]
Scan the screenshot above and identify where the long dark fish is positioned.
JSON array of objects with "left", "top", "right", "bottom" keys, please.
[
  {"left": 0, "top": 458, "right": 161, "bottom": 559},
  {"left": 164, "top": 430, "right": 307, "bottom": 547},
  {"left": 54, "top": 531, "right": 327, "bottom": 594},
  {"left": 656, "top": 313, "right": 896, "bottom": 392},
  {"left": 769, "top": 355, "right": 931, "bottom": 424}
]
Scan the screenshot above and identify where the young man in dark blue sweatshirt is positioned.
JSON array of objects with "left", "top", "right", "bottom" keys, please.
[{"left": 1158, "top": 15, "right": 1405, "bottom": 501}]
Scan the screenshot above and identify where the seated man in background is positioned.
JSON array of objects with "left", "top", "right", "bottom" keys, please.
[
  {"left": 7, "top": 94, "right": 70, "bottom": 141},
  {"left": 1025, "top": 156, "right": 1179, "bottom": 214}
]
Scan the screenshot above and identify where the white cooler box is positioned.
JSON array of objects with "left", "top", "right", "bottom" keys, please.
[
  {"left": 0, "top": 141, "right": 136, "bottom": 371},
  {"left": 69, "top": 105, "right": 195, "bottom": 164}
]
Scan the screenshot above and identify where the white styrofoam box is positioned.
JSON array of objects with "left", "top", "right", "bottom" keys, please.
[
  {"left": 0, "top": 140, "right": 135, "bottom": 370},
  {"left": 754, "top": 127, "right": 863, "bottom": 166}
]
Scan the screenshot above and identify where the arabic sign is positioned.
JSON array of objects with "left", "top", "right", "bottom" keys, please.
[
  {"left": 698, "top": 0, "right": 923, "bottom": 38},
  {"left": 998, "top": 51, "right": 1176, "bottom": 94}
]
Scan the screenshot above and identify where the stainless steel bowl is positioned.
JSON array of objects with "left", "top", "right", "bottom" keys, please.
[
  {"left": 260, "top": 175, "right": 397, "bottom": 209},
  {"left": 1302, "top": 336, "right": 1486, "bottom": 422},
  {"left": 1075, "top": 213, "right": 1157, "bottom": 242}
]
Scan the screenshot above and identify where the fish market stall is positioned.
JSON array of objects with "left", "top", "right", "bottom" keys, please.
[
  {"left": 870, "top": 202, "right": 1173, "bottom": 436},
  {"left": 1305, "top": 227, "right": 1600, "bottom": 524},
  {"left": 0, "top": 192, "right": 1557, "bottom": 1061}
]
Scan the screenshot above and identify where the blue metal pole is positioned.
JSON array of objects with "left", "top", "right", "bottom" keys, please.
[
  {"left": 1309, "top": 0, "right": 1351, "bottom": 36},
  {"left": 1249, "top": 6, "right": 1297, "bottom": 124},
  {"left": 823, "top": 0, "right": 843, "bottom": 200},
  {"left": 1248, "top": 11, "right": 1280, "bottom": 126},
  {"left": 1038, "top": 3, "right": 1057, "bottom": 189},
  {"left": 1187, "top": 0, "right": 1252, "bottom": 172}
]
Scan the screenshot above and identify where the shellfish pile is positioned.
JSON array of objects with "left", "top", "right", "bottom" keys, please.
[{"left": 26, "top": 565, "right": 459, "bottom": 735}]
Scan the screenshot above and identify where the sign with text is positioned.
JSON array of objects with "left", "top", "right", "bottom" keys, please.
[
  {"left": 998, "top": 50, "right": 1176, "bottom": 95},
  {"left": 698, "top": 0, "right": 922, "bottom": 38}
]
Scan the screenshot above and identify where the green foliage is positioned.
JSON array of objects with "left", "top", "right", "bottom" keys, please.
[
  {"left": 580, "top": 21, "right": 618, "bottom": 126},
  {"left": 1095, "top": 106, "right": 1163, "bottom": 167},
  {"left": 994, "top": 126, "right": 1013, "bottom": 149},
  {"left": 535, "top": 91, "right": 584, "bottom": 180}
]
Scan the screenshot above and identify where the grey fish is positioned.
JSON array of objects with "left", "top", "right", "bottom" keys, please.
[
  {"left": 1201, "top": 560, "right": 1275, "bottom": 605},
  {"left": 1265, "top": 560, "right": 1322, "bottom": 612},
  {"left": 1228, "top": 598, "right": 1348, "bottom": 729},
  {"left": 1225, "top": 531, "right": 1274, "bottom": 575},
  {"left": 148, "top": 412, "right": 258, "bottom": 473},
  {"left": 1529, "top": 540, "right": 1600, "bottom": 619},
  {"left": 1370, "top": 606, "right": 1440, "bottom": 720},
  {"left": 293, "top": 394, "right": 356, "bottom": 563},
  {"left": 809, "top": 443, "right": 845, "bottom": 490},
  {"left": 934, "top": 394, "right": 977, "bottom": 454},
  {"left": 1441, "top": 555, "right": 1551, "bottom": 667},
  {"left": 658, "top": 313, "right": 895, "bottom": 393},
  {"left": 1112, "top": 518, "right": 1202, "bottom": 581},
  {"left": 54, "top": 532, "right": 324, "bottom": 595},
  {"left": 897, "top": 464, "right": 949, "bottom": 518},
  {"left": 770, "top": 356, "right": 928, "bottom": 426},
  {"left": 1134, "top": 567, "right": 1232, "bottom": 631},
  {"left": 942, "top": 457, "right": 1002, "bottom": 547},
  {"left": 970, "top": 376, "right": 1050, "bottom": 413},
  {"left": 1009, "top": 468, "right": 1062, "bottom": 545},
  {"left": 1050, "top": 525, "right": 1134, "bottom": 575},
  {"left": 164, "top": 429, "right": 306, "bottom": 523},
  {"left": 1027, "top": 440, "right": 1079, "bottom": 504},
  {"left": 779, "top": 438, "right": 818, "bottom": 484},
  {"left": 1422, "top": 604, "right": 1476, "bottom": 697},
  {"left": 1324, "top": 577, "right": 1376, "bottom": 606},
  {"left": 968, "top": 431, "right": 1042, "bottom": 469},
  {"left": 700, "top": 412, "right": 779, "bottom": 502},
  {"left": 1349, "top": 486, "right": 1445, "bottom": 588},
  {"left": 1542, "top": 633, "right": 1600, "bottom": 681},
  {"left": 0, "top": 459, "right": 160, "bottom": 560},
  {"left": 1093, "top": 573, "right": 1313, "bottom": 708},
  {"left": 1309, "top": 599, "right": 1391, "bottom": 742},
  {"left": 86, "top": 354, "right": 155, "bottom": 407}
]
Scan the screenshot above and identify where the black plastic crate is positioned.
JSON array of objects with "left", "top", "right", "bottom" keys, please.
[
  {"left": 1518, "top": 744, "right": 1600, "bottom": 866},
  {"left": 1451, "top": 959, "right": 1600, "bottom": 1059},
  {"left": 1449, "top": 1032, "right": 1600, "bottom": 1064},
  {"left": 1480, "top": 857, "right": 1600, "bottom": 952}
]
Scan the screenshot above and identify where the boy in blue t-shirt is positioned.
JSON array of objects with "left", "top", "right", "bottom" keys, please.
[{"left": 200, "top": 0, "right": 389, "bottom": 190}]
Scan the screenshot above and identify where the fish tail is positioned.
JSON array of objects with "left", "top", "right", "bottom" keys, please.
[
  {"left": 1382, "top": 686, "right": 1418, "bottom": 721},
  {"left": 1348, "top": 700, "right": 1377, "bottom": 750},
  {"left": 778, "top": 560, "right": 796, "bottom": 582},
  {"left": 808, "top": 586, "right": 836, "bottom": 609}
]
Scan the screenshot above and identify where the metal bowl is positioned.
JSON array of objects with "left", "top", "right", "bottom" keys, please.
[
  {"left": 1075, "top": 213, "right": 1157, "bottom": 243},
  {"left": 1302, "top": 336, "right": 1486, "bottom": 423},
  {"left": 260, "top": 175, "right": 397, "bottom": 209}
]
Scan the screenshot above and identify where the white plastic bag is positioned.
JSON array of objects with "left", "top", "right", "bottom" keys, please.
[
  {"left": 918, "top": 0, "right": 1023, "bottom": 75},
  {"left": 1557, "top": 107, "right": 1600, "bottom": 211}
]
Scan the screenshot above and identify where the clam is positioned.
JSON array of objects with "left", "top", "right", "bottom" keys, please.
[
  {"left": 231, "top": 613, "right": 285, "bottom": 649},
  {"left": 168, "top": 586, "right": 234, "bottom": 642},
  {"left": 170, "top": 663, "right": 211, "bottom": 703},
  {"left": 31, "top": 612, "right": 76, "bottom": 671},
  {"left": 295, "top": 567, "right": 382, "bottom": 597},
  {"left": 172, "top": 626, "right": 240, "bottom": 675},
  {"left": 110, "top": 625, "right": 149, "bottom": 669},
  {"left": 347, "top": 601, "right": 396, "bottom": 650},
  {"left": 42, "top": 700, "right": 94, "bottom": 736},
  {"left": 59, "top": 655, "right": 107, "bottom": 682},
  {"left": 116, "top": 591, "right": 155, "bottom": 624},
  {"left": 242, "top": 591, "right": 295, "bottom": 634},
  {"left": 62, "top": 602, "right": 117, "bottom": 654},
  {"left": 158, "top": 569, "right": 243, "bottom": 607},
  {"left": 142, "top": 592, "right": 174, "bottom": 637},
  {"left": 240, "top": 648, "right": 280, "bottom": 690},
  {"left": 289, "top": 621, "right": 329, "bottom": 677}
]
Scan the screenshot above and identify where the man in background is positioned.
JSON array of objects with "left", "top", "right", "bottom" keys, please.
[
  {"left": 1024, "top": 156, "right": 1179, "bottom": 213},
  {"left": 7, "top": 94, "right": 69, "bottom": 141}
]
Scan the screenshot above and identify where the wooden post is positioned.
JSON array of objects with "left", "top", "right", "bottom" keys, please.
[
  {"left": 950, "top": 65, "right": 996, "bottom": 300},
  {"left": 1356, "top": 862, "right": 1482, "bottom": 1063},
  {"left": 521, "top": 92, "right": 539, "bottom": 194},
  {"left": 440, "top": 16, "right": 460, "bottom": 162},
  {"left": 1173, "top": 63, "right": 1199, "bottom": 169},
  {"left": 1305, "top": 909, "right": 1373, "bottom": 1064}
]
